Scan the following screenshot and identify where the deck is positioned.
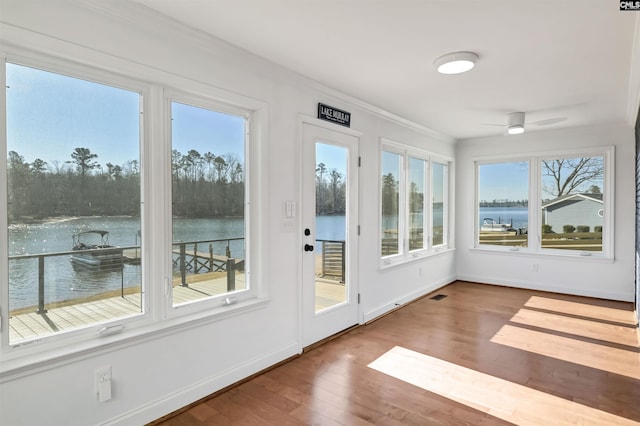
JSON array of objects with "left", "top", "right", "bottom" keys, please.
[
  {"left": 9, "top": 272, "right": 245, "bottom": 344},
  {"left": 8, "top": 273, "right": 346, "bottom": 344}
]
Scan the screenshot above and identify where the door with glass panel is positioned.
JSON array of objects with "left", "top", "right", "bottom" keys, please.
[{"left": 301, "top": 122, "right": 359, "bottom": 347}]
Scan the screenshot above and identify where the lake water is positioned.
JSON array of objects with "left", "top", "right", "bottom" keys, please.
[
  {"left": 479, "top": 207, "right": 528, "bottom": 229},
  {"left": 8, "top": 216, "right": 245, "bottom": 311},
  {"left": 9, "top": 208, "right": 527, "bottom": 310}
]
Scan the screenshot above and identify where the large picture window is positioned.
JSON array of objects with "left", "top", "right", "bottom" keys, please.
[
  {"left": 169, "top": 98, "right": 249, "bottom": 307},
  {"left": 380, "top": 141, "right": 451, "bottom": 265},
  {"left": 475, "top": 149, "right": 612, "bottom": 257},
  {"left": 5, "top": 62, "right": 143, "bottom": 345}
]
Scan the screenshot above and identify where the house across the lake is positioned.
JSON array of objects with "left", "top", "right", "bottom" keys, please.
[{"left": 542, "top": 193, "right": 603, "bottom": 232}]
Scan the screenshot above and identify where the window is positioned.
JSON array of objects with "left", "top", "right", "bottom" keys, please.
[
  {"left": 381, "top": 150, "right": 401, "bottom": 256},
  {"left": 381, "top": 141, "right": 451, "bottom": 265},
  {"left": 1, "top": 55, "right": 265, "bottom": 359},
  {"left": 432, "top": 162, "right": 448, "bottom": 247},
  {"left": 408, "top": 157, "right": 427, "bottom": 251},
  {"left": 475, "top": 148, "right": 613, "bottom": 257},
  {"left": 541, "top": 156, "right": 605, "bottom": 253},
  {"left": 5, "top": 62, "right": 143, "bottom": 345},
  {"left": 477, "top": 161, "right": 529, "bottom": 248},
  {"left": 169, "top": 98, "right": 249, "bottom": 307}
]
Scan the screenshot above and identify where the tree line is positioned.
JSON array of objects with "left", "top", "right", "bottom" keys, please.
[
  {"left": 7, "top": 147, "right": 244, "bottom": 222},
  {"left": 316, "top": 162, "right": 346, "bottom": 215}
]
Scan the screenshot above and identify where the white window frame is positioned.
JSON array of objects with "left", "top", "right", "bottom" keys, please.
[
  {"left": 475, "top": 157, "right": 532, "bottom": 252},
  {"left": 164, "top": 90, "right": 258, "bottom": 317},
  {"left": 380, "top": 139, "right": 453, "bottom": 268},
  {"left": 473, "top": 146, "right": 614, "bottom": 260},
  {"left": 431, "top": 158, "right": 450, "bottom": 250},
  {"left": 0, "top": 50, "right": 269, "bottom": 368},
  {"left": 0, "top": 55, "right": 152, "bottom": 356}
]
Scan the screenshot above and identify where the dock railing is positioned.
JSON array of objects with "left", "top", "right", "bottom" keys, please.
[
  {"left": 317, "top": 239, "right": 345, "bottom": 283},
  {"left": 8, "top": 245, "right": 138, "bottom": 315},
  {"left": 172, "top": 237, "right": 244, "bottom": 291},
  {"left": 8, "top": 237, "right": 245, "bottom": 316}
]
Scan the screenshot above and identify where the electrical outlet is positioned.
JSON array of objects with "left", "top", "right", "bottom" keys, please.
[{"left": 95, "top": 365, "right": 112, "bottom": 402}]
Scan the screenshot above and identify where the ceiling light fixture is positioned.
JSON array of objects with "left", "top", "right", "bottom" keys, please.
[
  {"left": 507, "top": 112, "right": 526, "bottom": 135},
  {"left": 433, "top": 51, "right": 478, "bottom": 74},
  {"left": 507, "top": 124, "right": 525, "bottom": 135}
]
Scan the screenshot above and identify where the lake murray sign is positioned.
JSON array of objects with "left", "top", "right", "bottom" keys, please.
[{"left": 318, "top": 103, "right": 351, "bottom": 127}]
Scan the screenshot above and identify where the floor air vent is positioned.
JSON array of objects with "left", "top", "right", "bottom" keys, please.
[{"left": 430, "top": 294, "right": 447, "bottom": 301}]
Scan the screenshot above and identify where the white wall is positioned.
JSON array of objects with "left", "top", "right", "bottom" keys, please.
[
  {"left": 456, "top": 125, "right": 636, "bottom": 301},
  {"left": 0, "top": 1, "right": 455, "bottom": 425}
]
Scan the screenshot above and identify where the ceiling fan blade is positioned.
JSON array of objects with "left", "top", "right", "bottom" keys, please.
[
  {"left": 529, "top": 117, "right": 567, "bottom": 126},
  {"left": 481, "top": 123, "right": 505, "bottom": 127}
]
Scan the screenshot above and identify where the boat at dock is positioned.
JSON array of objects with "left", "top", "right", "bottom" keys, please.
[
  {"left": 71, "top": 230, "right": 123, "bottom": 266},
  {"left": 480, "top": 218, "right": 512, "bottom": 232}
]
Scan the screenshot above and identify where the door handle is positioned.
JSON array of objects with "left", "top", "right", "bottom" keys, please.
[{"left": 304, "top": 244, "right": 314, "bottom": 252}]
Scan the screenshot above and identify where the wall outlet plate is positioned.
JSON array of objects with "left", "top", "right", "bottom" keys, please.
[{"left": 95, "top": 365, "right": 112, "bottom": 402}]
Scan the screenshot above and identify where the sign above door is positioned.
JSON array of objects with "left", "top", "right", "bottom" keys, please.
[{"left": 317, "top": 103, "right": 351, "bottom": 128}]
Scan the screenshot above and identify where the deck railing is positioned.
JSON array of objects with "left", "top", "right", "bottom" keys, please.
[
  {"left": 317, "top": 239, "right": 345, "bottom": 283},
  {"left": 172, "top": 237, "right": 245, "bottom": 291},
  {"left": 9, "top": 237, "right": 244, "bottom": 315}
]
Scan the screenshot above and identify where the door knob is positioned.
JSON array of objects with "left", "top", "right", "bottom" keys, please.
[{"left": 304, "top": 244, "right": 314, "bottom": 252}]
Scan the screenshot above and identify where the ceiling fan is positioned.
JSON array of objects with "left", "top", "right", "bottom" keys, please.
[{"left": 484, "top": 112, "right": 567, "bottom": 135}]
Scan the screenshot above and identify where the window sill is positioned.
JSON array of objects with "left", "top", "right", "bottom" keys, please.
[
  {"left": 469, "top": 246, "right": 614, "bottom": 263},
  {"left": 0, "top": 296, "right": 270, "bottom": 381},
  {"left": 380, "top": 247, "right": 456, "bottom": 270}
]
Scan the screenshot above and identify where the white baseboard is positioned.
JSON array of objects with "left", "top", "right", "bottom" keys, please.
[
  {"left": 103, "top": 341, "right": 299, "bottom": 426},
  {"left": 363, "top": 274, "right": 456, "bottom": 323},
  {"left": 456, "top": 274, "right": 635, "bottom": 302}
]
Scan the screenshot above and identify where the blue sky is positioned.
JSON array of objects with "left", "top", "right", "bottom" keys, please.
[
  {"left": 6, "top": 62, "right": 244, "bottom": 169},
  {"left": 316, "top": 143, "right": 347, "bottom": 178},
  {"left": 479, "top": 162, "right": 529, "bottom": 201}
]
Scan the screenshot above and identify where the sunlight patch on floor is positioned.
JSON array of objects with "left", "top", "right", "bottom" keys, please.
[
  {"left": 368, "top": 346, "right": 638, "bottom": 426},
  {"left": 491, "top": 324, "right": 640, "bottom": 379},
  {"left": 524, "top": 296, "right": 634, "bottom": 324},
  {"left": 509, "top": 307, "right": 638, "bottom": 347}
]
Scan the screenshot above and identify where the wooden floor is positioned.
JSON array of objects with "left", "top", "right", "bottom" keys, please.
[{"left": 153, "top": 281, "right": 640, "bottom": 426}]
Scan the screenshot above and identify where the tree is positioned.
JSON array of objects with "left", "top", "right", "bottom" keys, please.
[
  {"left": 381, "top": 173, "right": 398, "bottom": 216},
  {"left": 105, "top": 162, "right": 123, "bottom": 181},
  {"left": 30, "top": 158, "right": 48, "bottom": 176},
  {"left": 328, "top": 169, "right": 343, "bottom": 214},
  {"left": 69, "top": 147, "right": 99, "bottom": 178},
  {"left": 204, "top": 152, "right": 216, "bottom": 181},
  {"left": 184, "top": 149, "right": 203, "bottom": 182},
  {"left": 7, "top": 151, "right": 30, "bottom": 219},
  {"left": 214, "top": 156, "right": 228, "bottom": 183},
  {"left": 587, "top": 185, "right": 601, "bottom": 194},
  {"left": 541, "top": 157, "right": 604, "bottom": 198}
]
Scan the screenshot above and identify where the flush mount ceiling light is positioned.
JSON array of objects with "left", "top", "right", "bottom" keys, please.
[
  {"left": 507, "top": 124, "right": 525, "bottom": 135},
  {"left": 433, "top": 51, "right": 478, "bottom": 74},
  {"left": 507, "top": 112, "right": 525, "bottom": 135}
]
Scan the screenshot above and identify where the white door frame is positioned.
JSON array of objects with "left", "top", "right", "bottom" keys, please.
[{"left": 298, "top": 115, "right": 362, "bottom": 349}]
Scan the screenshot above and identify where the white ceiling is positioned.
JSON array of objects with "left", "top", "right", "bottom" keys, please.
[{"left": 132, "top": 0, "right": 639, "bottom": 139}]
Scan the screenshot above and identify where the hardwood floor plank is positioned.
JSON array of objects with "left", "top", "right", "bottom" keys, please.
[{"left": 152, "top": 281, "right": 640, "bottom": 426}]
